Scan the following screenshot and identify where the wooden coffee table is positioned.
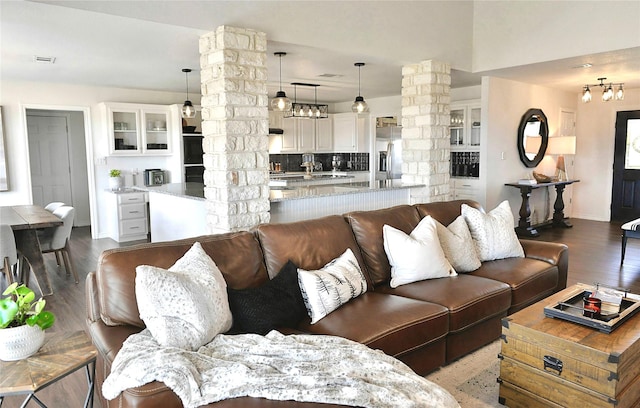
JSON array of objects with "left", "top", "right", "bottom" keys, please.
[
  {"left": 0, "top": 331, "right": 97, "bottom": 408},
  {"left": 499, "top": 284, "right": 640, "bottom": 408}
]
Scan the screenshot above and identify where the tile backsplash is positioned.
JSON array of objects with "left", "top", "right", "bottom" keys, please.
[{"left": 269, "top": 153, "right": 369, "bottom": 173}]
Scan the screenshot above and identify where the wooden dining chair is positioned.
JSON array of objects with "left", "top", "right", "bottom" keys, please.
[
  {"left": 38, "top": 206, "right": 79, "bottom": 283},
  {"left": 0, "top": 224, "right": 18, "bottom": 289}
]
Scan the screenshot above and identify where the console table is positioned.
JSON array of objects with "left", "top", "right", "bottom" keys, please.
[{"left": 505, "top": 180, "right": 579, "bottom": 237}]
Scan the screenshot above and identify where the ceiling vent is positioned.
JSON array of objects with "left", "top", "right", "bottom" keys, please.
[
  {"left": 318, "top": 73, "right": 342, "bottom": 78},
  {"left": 33, "top": 56, "right": 56, "bottom": 64}
]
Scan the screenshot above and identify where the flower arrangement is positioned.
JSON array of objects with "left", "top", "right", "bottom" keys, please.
[{"left": 0, "top": 283, "right": 55, "bottom": 330}]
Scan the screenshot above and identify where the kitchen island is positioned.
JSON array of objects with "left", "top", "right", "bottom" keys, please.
[{"left": 137, "top": 179, "right": 423, "bottom": 242}]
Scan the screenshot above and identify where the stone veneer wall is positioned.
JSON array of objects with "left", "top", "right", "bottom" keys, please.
[
  {"left": 199, "top": 26, "right": 270, "bottom": 232},
  {"left": 401, "top": 60, "right": 451, "bottom": 203}
]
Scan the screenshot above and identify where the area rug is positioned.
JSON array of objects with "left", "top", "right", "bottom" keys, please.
[{"left": 424, "top": 340, "right": 502, "bottom": 407}]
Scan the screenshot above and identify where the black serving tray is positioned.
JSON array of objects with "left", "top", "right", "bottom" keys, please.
[{"left": 544, "top": 283, "right": 640, "bottom": 333}]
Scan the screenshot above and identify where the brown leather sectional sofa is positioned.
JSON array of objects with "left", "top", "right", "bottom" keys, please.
[{"left": 86, "top": 200, "right": 568, "bottom": 408}]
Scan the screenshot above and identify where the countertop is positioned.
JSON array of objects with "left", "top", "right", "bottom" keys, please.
[{"left": 132, "top": 179, "right": 423, "bottom": 203}]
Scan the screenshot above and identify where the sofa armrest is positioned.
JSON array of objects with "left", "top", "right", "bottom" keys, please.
[
  {"left": 86, "top": 271, "right": 101, "bottom": 324},
  {"left": 520, "top": 239, "right": 569, "bottom": 293}
]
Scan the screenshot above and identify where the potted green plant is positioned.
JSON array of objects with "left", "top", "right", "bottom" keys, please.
[
  {"left": 0, "top": 283, "right": 55, "bottom": 361},
  {"left": 109, "top": 169, "right": 123, "bottom": 191}
]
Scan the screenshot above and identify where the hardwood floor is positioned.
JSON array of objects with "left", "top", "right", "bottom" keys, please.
[{"left": 2, "top": 218, "right": 639, "bottom": 407}]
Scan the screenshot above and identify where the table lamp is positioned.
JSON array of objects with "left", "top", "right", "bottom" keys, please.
[{"left": 547, "top": 136, "right": 576, "bottom": 181}]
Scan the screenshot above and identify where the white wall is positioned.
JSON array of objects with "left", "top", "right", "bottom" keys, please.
[
  {"left": 472, "top": 1, "right": 640, "bottom": 72},
  {"left": 572, "top": 88, "right": 640, "bottom": 221},
  {"left": 482, "top": 77, "right": 578, "bottom": 221},
  {"left": 0, "top": 80, "right": 200, "bottom": 238}
]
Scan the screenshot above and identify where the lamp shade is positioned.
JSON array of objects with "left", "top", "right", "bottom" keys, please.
[{"left": 546, "top": 136, "right": 576, "bottom": 155}]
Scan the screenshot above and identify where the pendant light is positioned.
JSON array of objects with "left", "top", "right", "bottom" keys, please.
[
  {"left": 270, "top": 52, "right": 292, "bottom": 112},
  {"left": 352, "top": 62, "right": 369, "bottom": 113},
  {"left": 181, "top": 68, "right": 196, "bottom": 119}
]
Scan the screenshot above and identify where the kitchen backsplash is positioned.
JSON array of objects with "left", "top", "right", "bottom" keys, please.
[{"left": 269, "top": 153, "right": 369, "bottom": 173}]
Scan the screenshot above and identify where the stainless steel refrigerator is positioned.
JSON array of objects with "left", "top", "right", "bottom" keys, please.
[{"left": 375, "top": 126, "right": 402, "bottom": 180}]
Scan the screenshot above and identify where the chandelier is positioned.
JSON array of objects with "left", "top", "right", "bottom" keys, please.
[
  {"left": 284, "top": 82, "right": 329, "bottom": 119},
  {"left": 581, "top": 77, "right": 624, "bottom": 103}
]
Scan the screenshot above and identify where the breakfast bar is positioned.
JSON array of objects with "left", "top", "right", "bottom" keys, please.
[{"left": 138, "top": 179, "right": 423, "bottom": 242}]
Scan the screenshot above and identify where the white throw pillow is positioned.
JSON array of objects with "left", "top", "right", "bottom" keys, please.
[
  {"left": 461, "top": 201, "right": 525, "bottom": 261},
  {"left": 433, "top": 215, "right": 482, "bottom": 273},
  {"left": 135, "top": 242, "right": 232, "bottom": 350},
  {"left": 383, "top": 216, "right": 457, "bottom": 288},
  {"left": 297, "top": 248, "right": 367, "bottom": 324}
]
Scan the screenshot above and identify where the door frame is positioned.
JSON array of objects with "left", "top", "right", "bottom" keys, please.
[
  {"left": 20, "top": 103, "right": 98, "bottom": 237},
  {"left": 611, "top": 110, "right": 640, "bottom": 221}
]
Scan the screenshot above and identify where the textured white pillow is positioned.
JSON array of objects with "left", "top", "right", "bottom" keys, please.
[
  {"left": 433, "top": 215, "right": 482, "bottom": 273},
  {"left": 135, "top": 242, "right": 232, "bottom": 350},
  {"left": 297, "top": 248, "right": 367, "bottom": 324},
  {"left": 383, "top": 216, "right": 457, "bottom": 288},
  {"left": 461, "top": 201, "right": 525, "bottom": 261}
]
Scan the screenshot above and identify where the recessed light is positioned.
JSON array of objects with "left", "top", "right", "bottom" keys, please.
[
  {"left": 318, "top": 73, "right": 342, "bottom": 78},
  {"left": 33, "top": 56, "right": 56, "bottom": 64}
]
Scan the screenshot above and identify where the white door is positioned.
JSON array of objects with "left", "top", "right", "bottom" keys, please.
[{"left": 27, "top": 115, "right": 73, "bottom": 208}]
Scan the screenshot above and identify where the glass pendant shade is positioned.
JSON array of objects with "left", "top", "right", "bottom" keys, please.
[
  {"left": 616, "top": 85, "right": 625, "bottom": 101},
  {"left": 352, "top": 96, "right": 369, "bottom": 113},
  {"left": 182, "top": 101, "right": 196, "bottom": 118},
  {"left": 581, "top": 86, "right": 592, "bottom": 103},
  {"left": 271, "top": 91, "right": 292, "bottom": 111}
]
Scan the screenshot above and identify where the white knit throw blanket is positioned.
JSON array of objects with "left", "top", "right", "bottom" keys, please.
[{"left": 102, "top": 329, "right": 460, "bottom": 408}]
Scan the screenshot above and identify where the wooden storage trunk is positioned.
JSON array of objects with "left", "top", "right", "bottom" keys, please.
[{"left": 498, "top": 285, "right": 640, "bottom": 408}]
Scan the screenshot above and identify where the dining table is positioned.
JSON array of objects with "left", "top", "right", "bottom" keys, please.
[{"left": 1, "top": 205, "right": 63, "bottom": 296}]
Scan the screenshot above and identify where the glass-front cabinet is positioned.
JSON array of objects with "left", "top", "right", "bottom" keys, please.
[
  {"left": 450, "top": 99, "right": 482, "bottom": 201},
  {"left": 103, "top": 103, "right": 172, "bottom": 155}
]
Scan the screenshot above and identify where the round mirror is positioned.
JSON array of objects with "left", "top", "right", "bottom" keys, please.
[{"left": 517, "top": 108, "right": 549, "bottom": 168}]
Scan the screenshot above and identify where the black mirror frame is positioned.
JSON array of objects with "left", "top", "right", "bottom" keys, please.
[{"left": 517, "top": 108, "right": 549, "bottom": 168}]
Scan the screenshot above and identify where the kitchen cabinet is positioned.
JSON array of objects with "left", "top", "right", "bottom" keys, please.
[
  {"left": 269, "top": 110, "right": 284, "bottom": 130},
  {"left": 106, "top": 191, "right": 149, "bottom": 242},
  {"left": 332, "top": 113, "right": 367, "bottom": 152},
  {"left": 280, "top": 116, "right": 332, "bottom": 153},
  {"left": 102, "top": 103, "right": 172, "bottom": 156},
  {"left": 449, "top": 99, "right": 482, "bottom": 202}
]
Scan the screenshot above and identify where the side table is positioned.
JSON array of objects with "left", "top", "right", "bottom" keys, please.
[
  {"left": 0, "top": 331, "right": 97, "bottom": 408},
  {"left": 505, "top": 179, "right": 579, "bottom": 237}
]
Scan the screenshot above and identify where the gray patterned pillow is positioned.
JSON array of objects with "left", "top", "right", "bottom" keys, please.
[
  {"left": 461, "top": 200, "right": 524, "bottom": 261},
  {"left": 135, "top": 242, "right": 232, "bottom": 350},
  {"left": 297, "top": 248, "right": 367, "bottom": 324},
  {"left": 433, "top": 215, "right": 482, "bottom": 272}
]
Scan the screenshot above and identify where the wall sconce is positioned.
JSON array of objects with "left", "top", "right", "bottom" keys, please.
[
  {"left": 547, "top": 136, "right": 576, "bottom": 181},
  {"left": 582, "top": 77, "right": 624, "bottom": 103}
]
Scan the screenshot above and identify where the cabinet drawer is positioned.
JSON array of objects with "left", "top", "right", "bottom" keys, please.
[
  {"left": 118, "top": 203, "right": 146, "bottom": 220},
  {"left": 120, "top": 218, "right": 148, "bottom": 236},
  {"left": 117, "top": 193, "right": 145, "bottom": 204},
  {"left": 452, "top": 179, "right": 480, "bottom": 190}
]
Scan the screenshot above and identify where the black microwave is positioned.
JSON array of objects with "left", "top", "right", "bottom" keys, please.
[{"left": 183, "top": 135, "right": 204, "bottom": 165}]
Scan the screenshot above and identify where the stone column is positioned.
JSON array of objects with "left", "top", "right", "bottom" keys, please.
[
  {"left": 199, "top": 26, "right": 270, "bottom": 233},
  {"left": 401, "top": 60, "right": 451, "bottom": 203}
]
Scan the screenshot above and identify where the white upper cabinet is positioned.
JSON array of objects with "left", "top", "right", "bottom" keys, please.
[
  {"left": 333, "top": 113, "right": 368, "bottom": 152},
  {"left": 278, "top": 115, "right": 333, "bottom": 153},
  {"left": 450, "top": 100, "right": 481, "bottom": 150},
  {"left": 102, "top": 102, "right": 172, "bottom": 156}
]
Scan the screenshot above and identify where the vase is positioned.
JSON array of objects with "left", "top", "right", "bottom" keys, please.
[
  {"left": 109, "top": 176, "right": 123, "bottom": 191},
  {"left": 0, "top": 324, "right": 46, "bottom": 361}
]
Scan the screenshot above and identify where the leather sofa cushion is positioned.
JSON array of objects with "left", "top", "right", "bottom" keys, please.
[
  {"left": 97, "top": 231, "right": 268, "bottom": 328},
  {"left": 256, "top": 215, "right": 370, "bottom": 286},
  {"left": 377, "top": 274, "right": 511, "bottom": 333},
  {"left": 345, "top": 205, "right": 421, "bottom": 286},
  {"left": 414, "top": 199, "right": 481, "bottom": 226},
  {"left": 470, "top": 257, "right": 558, "bottom": 313},
  {"left": 297, "top": 292, "right": 448, "bottom": 358}
]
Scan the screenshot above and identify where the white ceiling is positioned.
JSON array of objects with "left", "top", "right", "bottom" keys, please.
[{"left": 2, "top": 1, "right": 639, "bottom": 104}]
